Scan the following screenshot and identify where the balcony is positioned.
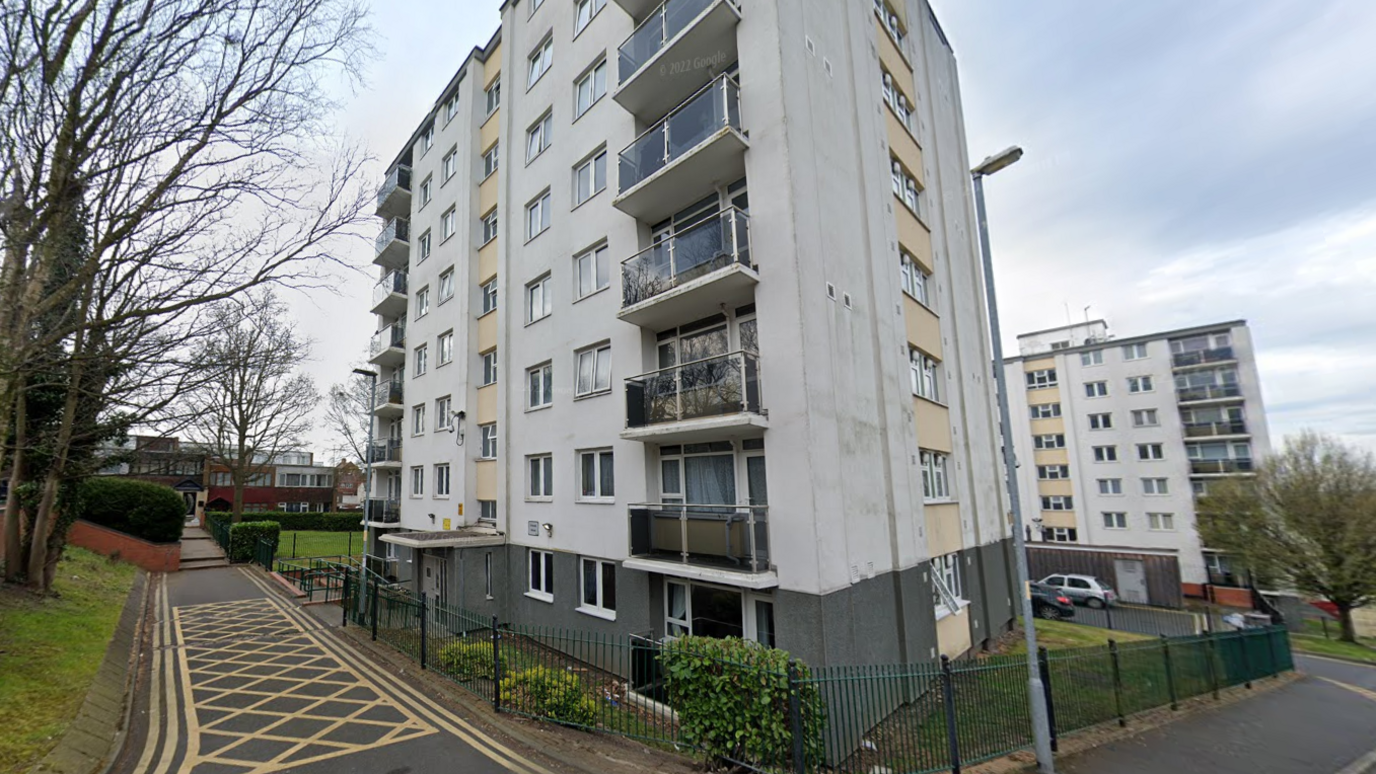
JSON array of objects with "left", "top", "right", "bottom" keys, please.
[
  {"left": 614, "top": 74, "right": 747, "bottom": 224},
  {"left": 368, "top": 439, "right": 402, "bottom": 467},
  {"left": 1172, "top": 347, "right": 1236, "bottom": 369},
  {"left": 375, "top": 165, "right": 412, "bottom": 220},
  {"left": 1190, "top": 459, "right": 1255, "bottom": 475},
  {"left": 372, "top": 380, "right": 404, "bottom": 417},
  {"left": 626, "top": 503, "right": 773, "bottom": 587},
  {"left": 623, "top": 351, "right": 765, "bottom": 443},
  {"left": 619, "top": 207, "right": 756, "bottom": 328},
  {"left": 365, "top": 498, "right": 400, "bottom": 524},
  {"left": 370, "top": 271, "right": 408, "bottom": 317},
  {"left": 374, "top": 217, "right": 410, "bottom": 269},
  {"left": 369, "top": 323, "right": 405, "bottom": 367},
  {"left": 615, "top": 0, "right": 742, "bottom": 120},
  {"left": 1183, "top": 420, "right": 1249, "bottom": 438},
  {"left": 1176, "top": 383, "right": 1242, "bottom": 403}
]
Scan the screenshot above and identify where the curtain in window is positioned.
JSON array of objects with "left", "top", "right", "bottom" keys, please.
[{"left": 685, "top": 454, "right": 734, "bottom": 506}]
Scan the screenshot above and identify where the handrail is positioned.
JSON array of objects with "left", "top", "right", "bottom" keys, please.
[
  {"left": 626, "top": 348, "right": 758, "bottom": 382},
  {"left": 621, "top": 207, "right": 751, "bottom": 308}
]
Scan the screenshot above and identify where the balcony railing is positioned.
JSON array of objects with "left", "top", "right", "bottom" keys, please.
[
  {"left": 373, "top": 380, "right": 403, "bottom": 408},
  {"left": 629, "top": 503, "right": 768, "bottom": 573},
  {"left": 626, "top": 351, "right": 761, "bottom": 428},
  {"left": 376, "top": 165, "right": 412, "bottom": 209},
  {"left": 368, "top": 439, "right": 402, "bottom": 464},
  {"left": 1176, "top": 383, "right": 1242, "bottom": 402},
  {"left": 375, "top": 217, "right": 410, "bottom": 255},
  {"left": 372, "top": 271, "right": 408, "bottom": 307},
  {"left": 622, "top": 208, "right": 750, "bottom": 308},
  {"left": 619, "top": 73, "right": 742, "bottom": 194},
  {"left": 1183, "top": 420, "right": 1248, "bottom": 438},
  {"left": 618, "top": 0, "right": 735, "bottom": 82},
  {"left": 365, "top": 498, "right": 400, "bottom": 524},
  {"left": 1172, "top": 347, "right": 1235, "bottom": 368},
  {"left": 1190, "top": 459, "right": 1254, "bottom": 475},
  {"left": 369, "top": 323, "right": 405, "bottom": 357}
]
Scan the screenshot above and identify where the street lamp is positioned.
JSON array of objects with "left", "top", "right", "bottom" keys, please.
[
  {"left": 352, "top": 368, "right": 377, "bottom": 571},
  {"left": 971, "top": 146, "right": 1055, "bottom": 773}
]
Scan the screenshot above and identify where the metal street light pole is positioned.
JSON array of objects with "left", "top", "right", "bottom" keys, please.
[
  {"left": 971, "top": 146, "right": 1055, "bottom": 773},
  {"left": 353, "top": 368, "right": 377, "bottom": 572}
]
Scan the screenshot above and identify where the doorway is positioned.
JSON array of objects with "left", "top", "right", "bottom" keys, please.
[{"left": 1113, "top": 558, "right": 1149, "bottom": 604}]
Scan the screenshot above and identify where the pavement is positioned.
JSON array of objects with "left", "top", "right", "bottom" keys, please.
[
  {"left": 108, "top": 566, "right": 560, "bottom": 774},
  {"left": 1059, "top": 654, "right": 1376, "bottom": 774}
]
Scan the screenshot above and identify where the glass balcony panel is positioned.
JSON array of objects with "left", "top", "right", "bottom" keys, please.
[
  {"left": 628, "top": 503, "right": 768, "bottom": 572},
  {"left": 1172, "top": 346, "right": 1236, "bottom": 368},
  {"left": 618, "top": 74, "right": 741, "bottom": 194},
  {"left": 371, "top": 272, "right": 407, "bottom": 307},
  {"left": 621, "top": 208, "right": 750, "bottom": 308},
  {"left": 625, "top": 351, "right": 760, "bottom": 428},
  {"left": 368, "top": 439, "right": 402, "bottom": 464},
  {"left": 365, "top": 497, "right": 400, "bottom": 523},
  {"left": 375, "top": 165, "right": 412, "bottom": 210},
  {"left": 373, "top": 380, "right": 403, "bottom": 408},
  {"left": 369, "top": 323, "right": 406, "bottom": 357},
  {"left": 375, "top": 218, "right": 410, "bottom": 255}
]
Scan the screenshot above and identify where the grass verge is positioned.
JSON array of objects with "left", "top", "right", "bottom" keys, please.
[
  {"left": 276, "top": 530, "right": 364, "bottom": 559},
  {"left": 1290, "top": 633, "right": 1376, "bottom": 664},
  {"left": 1003, "top": 618, "right": 1153, "bottom": 654},
  {"left": 0, "top": 548, "right": 137, "bottom": 774}
]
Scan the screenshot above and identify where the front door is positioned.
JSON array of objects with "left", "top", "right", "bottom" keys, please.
[
  {"left": 422, "top": 552, "right": 444, "bottom": 603},
  {"left": 1114, "top": 559, "right": 1149, "bottom": 604},
  {"left": 182, "top": 493, "right": 199, "bottom": 526}
]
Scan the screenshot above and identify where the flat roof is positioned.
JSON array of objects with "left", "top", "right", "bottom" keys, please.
[
  {"left": 1005, "top": 319, "right": 1248, "bottom": 364},
  {"left": 380, "top": 527, "right": 506, "bottom": 549}
]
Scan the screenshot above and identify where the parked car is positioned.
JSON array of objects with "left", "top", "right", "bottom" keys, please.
[
  {"left": 1038, "top": 574, "right": 1118, "bottom": 608},
  {"left": 1030, "top": 583, "right": 1076, "bottom": 620}
]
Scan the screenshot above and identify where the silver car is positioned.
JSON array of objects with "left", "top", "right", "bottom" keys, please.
[{"left": 1038, "top": 573, "right": 1118, "bottom": 608}]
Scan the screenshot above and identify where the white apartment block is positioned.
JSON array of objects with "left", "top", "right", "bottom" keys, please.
[
  {"left": 1004, "top": 319, "right": 1271, "bottom": 603},
  {"left": 362, "top": 0, "right": 1014, "bottom": 666}
]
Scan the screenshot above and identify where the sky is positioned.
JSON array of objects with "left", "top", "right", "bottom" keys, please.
[{"left": 292, "top": 0, "right": 1376, "bottom": 458}]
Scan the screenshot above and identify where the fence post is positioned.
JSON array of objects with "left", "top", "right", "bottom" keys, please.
[
  {"left": 349, "top": 531, "right": 354, "bottom": 557},
  {"left": 1160, "top": 635, "right": 1178, "bottom": 710},
  {"left": 419, "top": 591, "right": 428, "bottom": 670},
  {"left": 292, "top": 532, "right": 297, "bottom": 559},
  {"left": 788, "top": 660, "right": 806, "bottom": 774},
  {"left": 1239, "top": 630, "right": 1253, "bottom": 689},
  {"left": 1105, "top": 604, "right": 1114, "bottom": 631},
  {"left": 1108, "top": 640, "right": 1126, "bottom": 727},
  {"left": 939, "top": 655, "right": 962, "bottom": 774},
  {"left": 1265, "top": 626, "right": 1279, "bottom": 677},
  {"left": 371, "top": 577, "right": 379, "bottom": 641},
  {"left": 1037, "top": 647, "right": 1058, "bottom": 752},
  {"left": 1205, "top": 631, "right": 1220, "bottom": 700},
  {"left": 341, "top": 567, "right": 349, "bottom": 628},
  {"left": 492, "top": 615, "right": 503, "bottom": 713}
]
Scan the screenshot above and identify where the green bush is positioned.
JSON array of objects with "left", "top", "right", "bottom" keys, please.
[
  {"left": 661, "top": 636, "right": 826, "bottom": 768},
  {"left": 203, "top": 511, "right": 360, "bottom": 532},
  {"left": 228, "top": 521, "right": 280, "bottom": 562},
  {"left": 436, "top": 639, "right": 507, "bottom": 681},
  {"left": 76, "top": 477, "right": 187, "bottom": 544},
  {"left": 499, "top": 666, "right": 598, "bottom": 726}
]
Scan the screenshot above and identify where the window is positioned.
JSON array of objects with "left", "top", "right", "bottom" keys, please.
[
  {"left": 479, "top": 501, "right": 497, "bottom": 522},
  {"left": 418, "top": 230, "right": 432, "bottom": 261},
  {"left": 1084, "top": 381, "right": 1108, "bottom": 398},
  {"left": 483, "top": 143, "right": 499, "bottom": 178},
  {"left": 1030, "top": 403, "right": 1062, "bottom": 419},
  {"left": 575, "top": 344, "right": 612, "bottom": 396},
  {"left": 1148, "top": 512, "right": 1176, "bottom": 531},
  {"left": 1045, "top": 528, "right": 1078, "bottom": 543},
  {"left": 444, "top": 94, "right": 459, "bottom": 123},
  {"left": 1037, "top": 465, "right": 1070, "bottom": 480},
  {"left": 421, "top": 124, "right": 433, "bottom": 153},
  {"left": 574, "top": 244, "right": 610, "bottom": 299},
  {"left": 479, "top": 424, "right": 497, "bottom": 459},
  {"left": 880, "top": 70, "right": 914, "bottom": 131},
  {"left": 1088, "top": 412, "right": 1112, "bottom": 430},
  {"left": 434, "top": 464, "right": 450, "bottom": 497},
  {"left": 1123, "top": 342, "right": 1148, "bottom": 360},
  {"left": 528, "top": 454, "right": 553, "bottom": 498},
  {"left": 419, "top": 175, "right": 433, "bottom": 207},
  {"left": 410, "top": 466, "right": 424, "bottom": 496},
  {"left": 438, "top": 331, "right": 453, "bottom": 364},
  {"left": 1102, "top": 512, "right": 1127, "bottom": 530},
  {"left": 528, "top": 38, "right": 553, "bottom": 88},
  {"left": 412, "top": 404, "right": 425, "bottom": 435},
  {"left": 1127, "top": 375, "right": 1154, "bottom": 393},
  {"left": 442, "top": 151, "right": 457, "bottom": 181},
  {"left": 574, "top": 60, "right": 607, "bottom": 118},
  {"left": 1050, "top": 341, "right": 1071, "bottom": 351},
  {"left": 528, "top": 549, "right": 554, "bottom": 601},
  {"left": 578, "top": 449, "right": 615, "bottom": 500},
  {"left": 1138, "top": 443, "right": 1165, "bottom": 461},
  {"left": 1033, "top": 434, "right": 1066, "bottom": 450},
  {"left": 441, "top": 207, "right": 456, "bottom": 240},
  {"left": 414, "top": 344, "right": 428, "bottom": 376},
  {"left": 527, "top": 112, "right": 553, "bottom": 161},
  {"left": 482, "top": 210, "right": 499, "bottom": 244},
  {"left": 482, "top": 350, "right": 498, "bottom": 385},
  {"left": 485, "top": 78, "right": 500, "bottom": 115},
  {"left": 530, "top": 0, "right": 545, "bottom": 13},
  {"left": 436, "top": 396, "right": 451, "bottom": 429},
  {"left": 580, "top": 558, "right": 616, "bottom": 618},
  {"left": 414, "top": 286, "right": 430, "bottom": 318},
  {"left": 1131, "top": 408, "right": 1158, "bottom": 427},
  {"left": 572, "top": 150, "right": 607, "bottom": 205},
  {"left": 574, "top": 0, "right": 606, "bottom": 35},
  {"left": 1080, "top": 350, "right": 1104, "bottom": 366},
  {"left": 526, "top": 274, "right": 552, "bottom": 323},
  {"left": 1093, "top": 445, "right": 1118, "bottom": 462},
  {"left": 910, "top": 348, "right": 939, "bottom": 402},
  {"left": 438, "top": 269, "right": 454, "bottom": 303},
  {"left": 920, "top": 451, "right": 950, "bottom": 501},
  {"left": 899, "top": 252, "right": 929, "bottom": 305},
  {"left": 1026, "top": 369, "right": 1057, "bottom": 389},
  {"left": 1097, "top": 478, "right": 1122, "bottom": 495},
  {"left": 1042, "top": 495, "right": 1073, "bottom": 511},
  {"left": 481, "top": 280, "right": 498, "bottom": 314},
  {"left": 526, "top": 192, "right": 551, "bottom": 240},
  {"left": 1143, "top": 478, "right": 1169, "bottom": 495},
  {"left": 528, "top": 363, "right": 553, "bottom": 409},
  {"left": 276, "top": 473, "right": 332, "bottom": 487},
  {"left": 890, "top": 160, "right": 920, "bottom": 214},
  {"left": 932, "top": 553, "right": 963, "bottom": 613},
  {"left": 1192, "top": 481, "right": 1211, "bottom": 497}
]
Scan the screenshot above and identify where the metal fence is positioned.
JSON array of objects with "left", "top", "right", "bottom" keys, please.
[{"left": 277, "top": 531, "right": 364, "bottom": 560}]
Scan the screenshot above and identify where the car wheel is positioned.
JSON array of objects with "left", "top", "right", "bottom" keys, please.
[
  {"left": 1037, "top": 606, "right": 1061, "bottom": 621},
  {"left": 1087, "top": 597, "right": 1105, "bottom": 609}
]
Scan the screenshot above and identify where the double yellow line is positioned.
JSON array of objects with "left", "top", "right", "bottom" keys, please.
[{"left": 133, "top": 574, "right": 186, "bottom": 774}]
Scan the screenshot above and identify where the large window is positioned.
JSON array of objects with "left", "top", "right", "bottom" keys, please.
[
  {"left": 578, "top": 449, "right": 614, "bottom": 501},
  {"left": 528, "top": 38, "right": 553, "bottom": 88},
  {"left": 579, "top": 558, "right": 616, "bottom": 618},
  {"left": 527, "top": 274, "right": 552, "bottom": 323},
  {"left": 527, "top": 112, "right": 553, "bottom": 161},
  {"left": 526, "top": 192, "right": 552, "bottom": 240},
  {"left": 528, "top": 454, "right": 553, "bottom": 499},
  {"left": 1026, "top": 369, "right": 1057, "bottom": 389},
  {"left": 434, "top": 464, "right": 450, "bottom": 497},
  {"left": 575, "top": 344, "right": 611, "bottom": 396},
  {"left": 438, "top": 331, "right": 453, "bottom": 365},
  {"left": 482, "top": 350, "right": 498, "bottom": 386},
  {"left": 276, "top": 473, "right": 332, "bottom": 487},
  {"left": 890, "top": 159, "right": 920, "bottom": 214},
  {"left": 920, "top": 451, "right": 950, "bottom": 501},
  {"left": 574, "top": 244, "right": 609, "bottom": 299},
  {"left": 528, "top": 363, "right": 553, "bottom": 409},
  {"left": 572, "top": 150, "right": 607, "bottom": 206},
  {"left": 574, "top": 60, "right": 607, "bottom": 118},
  {"left": 479, "top": 424, "right": 497, "bottom": 459},
  {"left": 528, "top": 549, "right": 554, "bottom": 601}
]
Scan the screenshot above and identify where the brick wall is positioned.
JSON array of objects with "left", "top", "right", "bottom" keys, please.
[
  {"left": 1206, "top": 585, "right": 1253, "bottom": 609},
  {"left": 68, "top": 520, "right": 180, "bottom": 572}
]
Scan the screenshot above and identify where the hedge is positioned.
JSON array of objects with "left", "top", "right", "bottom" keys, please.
[
  {"left": 228, "top": 521, "right": 280, "bottom": 562},
  {"left": 205, "top": 511, "right": 361, "bottom": 532},
  {"left": 76, "top": 477, "right": 187, "bottom": 544}
]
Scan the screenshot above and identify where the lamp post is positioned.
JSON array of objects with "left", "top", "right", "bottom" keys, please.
[
  {"left": 971, "top": 146, "right": 1054, "bottom": 773},
  {"left": 353, "top": 368, "right": 377, "bottom": 571}
]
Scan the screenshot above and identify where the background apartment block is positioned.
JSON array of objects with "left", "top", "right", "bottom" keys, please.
[
  {"left": 362, "top": 0, "right": 1015, "bottom": 666},
  {"left": 1004, "top": 319, "right": 1270, "bottom": 605}
]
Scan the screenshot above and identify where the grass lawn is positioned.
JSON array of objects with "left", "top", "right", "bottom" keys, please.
[
  {"left": 275, "top": 530, "right": 364, "bottom": 560},
  {"left": 1002, "top": 618, "right": 1152, "bottom": 654},
  {"left": 0, "top": 548, "right": 138, "bottom": 774}
]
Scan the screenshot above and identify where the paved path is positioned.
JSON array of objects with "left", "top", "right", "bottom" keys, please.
[
  {"left": 1059, "top": 654, "right": 1376, "bottom": 774},
  {"left": 111, "top": 567, "right": 556, "bottom": 774}
]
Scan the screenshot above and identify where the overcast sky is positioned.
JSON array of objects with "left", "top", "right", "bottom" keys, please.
[{"left": 293, "top": 0, "right": 1376, "bottom": 459}]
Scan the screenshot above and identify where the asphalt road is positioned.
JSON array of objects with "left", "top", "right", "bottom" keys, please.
[{"left": 1059, "top": 654, "right": 1376, "bottom": 774}]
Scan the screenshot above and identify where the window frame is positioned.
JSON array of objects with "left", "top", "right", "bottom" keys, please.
[
  {"left": 572, "top": 148, "right": 607, "bottom": 207},
  {"left": 578, "top": 557, "right": 617, "bottom": 620},
  {"left": 1147, "top": 512, "right": 1176, "bottom": 532},
  {"left": 526, "top": 111, "right": 553, "bottom": 162},
  {"left": 573, "top": 0, "right": 606, "bottom": 36},
  {"left": 1127, "top": 375, "right": 1155, "bottom": 394},
  {"left": 574, "top": 58, "right": 608, "bottom": 119},
  {"left": 1033, "top": 434, "right": 1066, "bottom": 450},
  {"left": 574, "top": 243, "right": 610, "bottom": 300},
  {"left": 481, "top": 279, "right": 498, "bottom": 315},
  {"left": 413, "top": 344, "right": 428, "bottom": 377},
  {"left": 1097, "top": 478, "right": 1123, "bottom": 496},
  {"left": 527, "top": 37, "right": 553, "bottom": 90},
  {"left": 577, "top": 448, "right": 615, "bottom": 502},
  {"left": 1131, "top": 408, "right": 1159, "bottom": 427},
  {"left": 1088, "top": 412, "right": 1112, "bottom": 430},
  {"left": 410, "top": 465, "right": 424, "bottom": 497},
  {"left": 526, "top": 274, "right": 552, "bottom": 323},
  {"left": 418, "top": 174, "right": 433, "bottom": 207},
  {"left": 438, "top": 268, "right": 455, "bottom": 303},
  {"left": 526, "top": 191, "right": 552, "bottom": 241},
  {"left": 1080, "top": 350, "right": 1104, "bottom": 366},
  {"left": 437, "top": 330, "right": 453, "bottom": 365},
  {"left": 411, "top": 404, "right": 426, "bottom": 436},
  {"left": 1084, "top": 380, "right": 1108, "bottom": 398},
  {"left": 481, "top": 209, "right": 499, "bottom": 244},
  {"left": 440, "top": 206, "right": 457, "bottom": 241},
  {"left": 919, "top": 450, "right": 951, "bottom": 502},
  {"left": 1041, "top": 495, "right": 1073, "bottom": 511},
  {"left": 482, "top": 142, "right": 499, "bottom": 179},
  {"left": 418, "top": 229, "right": 432, "bottom": 261},
  {"left": 574, "top": 343, "right": 612, "bottom": 397},
  {"left": 1026, "top": 369, "right": 1058, "bottom": 389},
  {"left": 441, "top": 150, "right": 457, "bottom": 182},
  {"left": 1143, "top": 477, "right": 1169, "bottom": 495},
  {"left": 1037, "top": 464, "right": 1070, "bottom": 480},
  {"left": 527, "top": 454, "right": 554, "bottom": 500},
  {"left": 481, "top": 350, "right": 498, "bottom": 386},
  {"left": 485, "top": 77, "right": 500, "bottom": 115},
  {"left": 910, "top": 348, "right": 940, "bottom": 403},
  {"left": 1137, "top": 443, "right": 1165, "bottom": 461},
  {"left": 1101, "top": 512, "right": 1127, "bottom": 530},
  {"left": 479, "top": 423, "right": 498, "bottom": 460},
  {"left": 1030, "top": 403, "right": 1062, "bottom": 419},
  {"left": 1123, "top": 342, "right": 1148, "bottom": 360},
  {"left": 1092, "top": 445, "right": 1118, "bottom": 463},
  {"left": 527, "top": 362, "right": 554, "bottom": 410},
  {"left": 434, "top": 463, "right": 451, "bottom": 497},
  {"left": 899, "top": 251, "right": 930, "bottom": 306},
  {"left": 527, "top": 548, "right": 554, "bottom": 602}
]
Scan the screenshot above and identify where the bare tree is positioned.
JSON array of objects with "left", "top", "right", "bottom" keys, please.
[
  {"left": 322, "top": 353, "right": 374, "bottom": 465},
  {"left": 185, "top": 292, "right": 319, "bottom": 522}
]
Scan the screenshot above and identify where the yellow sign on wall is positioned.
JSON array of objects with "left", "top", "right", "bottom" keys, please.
[
  {"left": 442, "top": 518, "right": 451, "bottom": 530},
  {"left": 457, "top": 503, "right": 464, "bottom": 516}
]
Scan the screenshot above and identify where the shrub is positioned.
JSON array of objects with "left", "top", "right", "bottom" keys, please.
[
  {"left": 76, "top": 477, "right": 187, "bottom": 543},
  {"left": 203, "top": 511, "right": 360, "bottom": 532},
  {"left": 499, "top": 666, "right": 598, "bottom": 727},
  {"left": 661, "top": 636, "right": 826, "bottom": 768},
  {"left": 228, "top": 521, "right": 280, "bottom": 562},
  {"left": 436, "top": 639, "right": 507, "bottom": 681}
]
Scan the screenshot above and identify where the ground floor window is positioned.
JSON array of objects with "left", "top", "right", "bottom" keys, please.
[
  {"left": 932, "top": 552, "right": 964, "bottom": 614},
  {"left": 664, "top": 580, "right": 773, "bottom": 646},
  {"left": 1044, "top": 527, "right": 1078, "bottom": 543},
  {"left": 579, "top": 558, "right": 617, "bottom": 619},
  {"left": 528, "top": 549, "right": 554, "bottom": 601}
]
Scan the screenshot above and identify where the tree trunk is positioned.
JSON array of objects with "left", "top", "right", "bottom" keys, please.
[
  {"left": 232, "top": 479, "right": 244, "bottom": 524},
  {"left": 1337, "top": 603, "right": 1358, "bottom": 644},
  {"left": 3, "top": 386, "right": 28, "bottom": 583},
  {"left": 27, "top": 470, "right": 64, "bottom": 590}
]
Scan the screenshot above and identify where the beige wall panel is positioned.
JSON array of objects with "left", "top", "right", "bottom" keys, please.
[
  {"left": 1039, "top": 511, "right": 1078, "bottom": 529},
  {"left": 477, "top": 311, "right": 497, "bottom": 353},
  {"left": 904, "top": 297, "right": 943, "bottom": 359},
  {"left": 478, "top": 239, "right": 499, "bottom": 284},
  {"left": 914, "top": 398, "right": 953, "bottom": 454},
  {"left": 476, "top": 460, "right": 497, "bottom": 500},
  {"left": 1033, "top": 448, "right": 1070, "bottom": 466},
  {"left": 478, "top": 174, "right": 498, "bottom": 214},
  {"left": 937, "top": 608, "right": 972, "bottom": 659},
  {"left": 1029, "top": 418, "right": 1065, "bottom": 436},
  {"left": 476, "top": 384, "right": 497, "bottom": 424},
  {"left": 925, "top": 503, "right": 963, "bottom": 557},
  {"left": 1037, "top": 480, "right": 1074, "bottom": 497},
  {"left": 480, "top": 108, "right": 500, "bottom": 150},
  {"left": 895, "top": 200, "right": 934, "bottom": 274}
]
